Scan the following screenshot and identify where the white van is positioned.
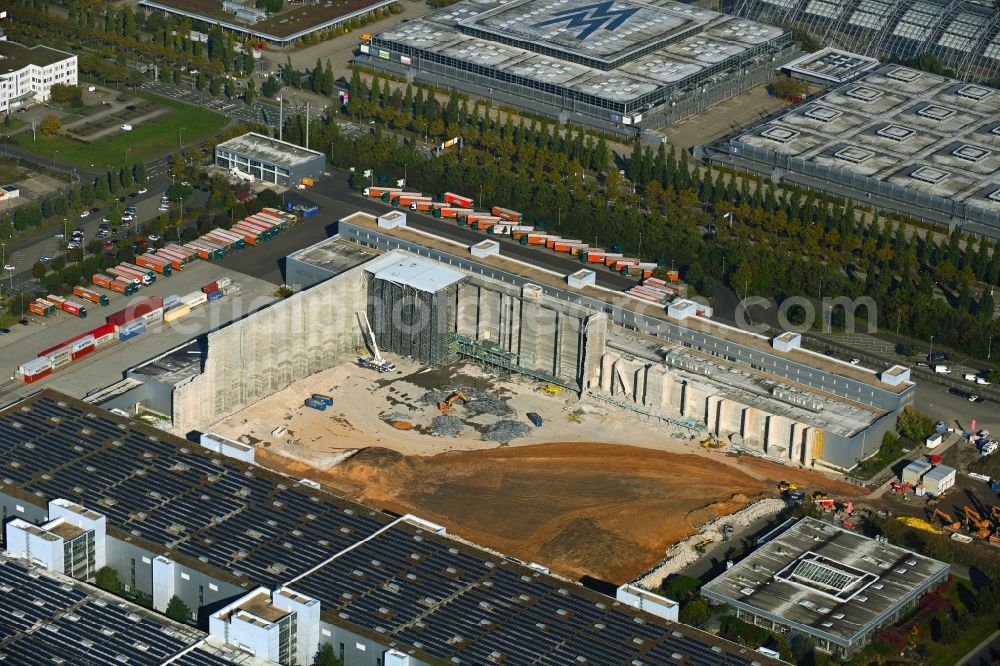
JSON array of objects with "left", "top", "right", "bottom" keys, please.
[
  {"left": 87, "top": 85, "right": 96, "bottom": 93},
  {"left": 964, "top": 373, "right": 978, "bottom": 382},
  {"left": 933, "top": 365, "right": 951, "bottom": 374},
  {"left": 121, "top": 124, "right": 133, "bottom": 131}
]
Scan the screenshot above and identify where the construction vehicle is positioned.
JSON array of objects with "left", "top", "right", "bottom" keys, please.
[
  {"left": 964, "top": 506, "right": 992, "bottom": 538},
  {"left": 778, "top": 481, "right": 798, "bottom": 493},
  {"left": 527, "top": 412, "right": 543, "bottom": 427},
  {"left": 539, "top": 384, "right": 563, "bottom": 395},
  {"left": 932, "top": 508, "right": 961, "bottom": 531},
  {"left": 813, "top": 491, "right": 830, "bottom": 501},
  {"left": 927, "top": 497, "right": 940, "bottom": 507},
  {"left": 693, "top": 539, "right": 713, "bottom": 554},
  {"left": 785, "top": 490, "right": 805, "bottom": 504},
  {"left": 439, "top": 391, "right": 466, "bottom": 412},
  {"left": 565, "top": 413, "right": 582, "bottom": 423},
  {"left": 356, "top": 312, "right": 395, "bottom": 373},
  {"left": 991, "top": 506, "right": 1000, "bottom": 523},
  {"left": 722, "top": 524, "right": 734, "bottom": 541},
  {"left": 700, "top": 436, "right": 724, "bottom": 449}
]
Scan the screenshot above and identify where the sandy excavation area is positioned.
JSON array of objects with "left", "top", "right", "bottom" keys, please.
[{"left": 207, "top": 357, "right": 861, "bottom": 583}]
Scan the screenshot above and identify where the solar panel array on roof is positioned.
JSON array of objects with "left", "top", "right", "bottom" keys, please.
[
  {"left": 0, "top": 391, "right": 781, "bottom": 666},
  {"left": 293, "top": 522, "right": 763, "bottom": 666},
  {"left": 0, "top": 556, "right": 198, "bottom": 665},
  {"left": 0, "top": 393, "right": 393, "bottom": 588}
]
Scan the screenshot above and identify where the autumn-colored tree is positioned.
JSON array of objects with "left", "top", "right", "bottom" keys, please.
[{"left": 40, "top": 114, "right": 61, "bottom": 136}]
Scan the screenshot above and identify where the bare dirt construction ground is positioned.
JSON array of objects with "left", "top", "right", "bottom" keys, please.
[
  {"left": 208, "top": 356, "right": 862, "bottom": 583},
  {"left": 261, "top": 442, "right": 770, "bottom": 583}
]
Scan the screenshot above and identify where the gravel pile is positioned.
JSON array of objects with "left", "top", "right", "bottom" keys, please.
[
  {"left": 429, "top": 414, "right": 466, "bottom": 437},
  {"left": 420, "top": 386, "right": 513, "bottom": 417},
  {"left": 381, "top": 411, "right": 412, "bottom": 423},
  {"left": 483, "top": 420, "right": 532, "bottom": 442}
]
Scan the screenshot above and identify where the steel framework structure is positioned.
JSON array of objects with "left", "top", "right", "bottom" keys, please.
[{"left": 723, "top": 0, "right": 1000, "bottom": 81}]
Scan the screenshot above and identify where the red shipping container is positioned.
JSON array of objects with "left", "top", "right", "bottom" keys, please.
[
  {"left": 106, "top": 296, "right": 164, "bottom": 328},
  {"left": 201, "top": 281, "right": 218, "bottom": 294},
  {"left": 71, "top": 343, "right": 95, "bottom": 361}
]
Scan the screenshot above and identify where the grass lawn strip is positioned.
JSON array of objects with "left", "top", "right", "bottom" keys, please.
[
  {"left": 13, "top": 92, "right": 227, "bottom": 168},
  {"left": 924, "top": 577, "right": 1000, "bottom": 666}
]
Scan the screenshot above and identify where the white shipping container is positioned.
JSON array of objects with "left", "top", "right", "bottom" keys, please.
[
  {"left": 182, "top": 291, "right": 208, "bottom": 308},
  {"left": 141, "top": 308, "right": 163, "bottom": 327},
  {"left": 216, "top": 276, "right": 233, "bottom": 290}
]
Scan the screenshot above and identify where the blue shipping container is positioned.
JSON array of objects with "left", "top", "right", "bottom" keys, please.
[
  {"left": 164, "top": 294, "right": 180, "bottom": 308},
  {"left": 207, "top": 289, "right": 224, "bottom": 302},
  {"left": 304, "top": 398, "right": 327, "bottom": 411},
  {"left": 302, "top": 206, "right": 319, "bottom": 217},
  {"left": 118, "top": 324, "right": 145, "bottom": 341},
  {"left": 312, "top": 393, "right": 333, "bottom": 406}
]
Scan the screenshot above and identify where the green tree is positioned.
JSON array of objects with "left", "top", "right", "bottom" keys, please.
[
  {"left": 261, "top": 75, "right": 280, "bottom": 98},
  {"left": 244, "top": 78, "right": 256, "bottom": 107},
  {"left": 94, "top": 174, "right": 110, "bottom": 201},
  {"left": 897, "top": 406, "right": 933, "bottom": 441},
  {"left": 312, "top": 643, "right": 343, "bottom": 666},
  {"left": 134, "top": 162, "right": 147, "bottom": 184},
  {"left": 165, "top": 595, "right": 192, "bottom": 622},
  {"left": 80, "top": 182, "right": 95, "bottom": 207},
  {"left": 209, "top": 76, "right": 222, "bottom": 96},
  {"left": 95, "top": 566, "right": 120, "bottom": 593},
  {"left": 938, "top": 616, "right": 959, "bottom": 644},
  {"left": 679, "top": 598, "right": 711, "bottom": 626}
]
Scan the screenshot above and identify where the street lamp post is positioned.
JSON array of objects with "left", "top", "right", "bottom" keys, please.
[{"left": 929, "top": 334, "right": 934, "bottom": 362}]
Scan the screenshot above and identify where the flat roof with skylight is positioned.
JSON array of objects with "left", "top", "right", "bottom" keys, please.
[
  {"left": 363, "top": 0, "right": 792, "bottom": 121},
  {"left": 701, "top": 517, "right": 949, "bottom": 656},
  {"left": 728, "top": 64, "right": 1000, "bottom": 219}
]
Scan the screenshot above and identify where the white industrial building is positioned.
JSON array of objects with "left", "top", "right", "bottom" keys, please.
[{"left": 0, "top": 40, "right": 77, "bottom": 112}]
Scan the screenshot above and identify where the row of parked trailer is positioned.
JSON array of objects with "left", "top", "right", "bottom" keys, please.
[
  {"left": 16, "top": 279, "right": 232, "bottom": 383},
  {"left": 362, "top": 187, "right": 667, "bottom": 280},
  {"left": 626, "top": 276, "right": 688, "bottom": 305},
  {"left": 81, "top": 208, "right": 296, "bottom": 299}
]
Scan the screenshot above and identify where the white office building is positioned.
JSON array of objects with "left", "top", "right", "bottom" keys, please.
[{"left": 0, "top": 40, "right": 78, "bottom": 112}]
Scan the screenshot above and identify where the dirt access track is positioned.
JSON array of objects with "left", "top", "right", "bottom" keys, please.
[{"left": 259, "top": 443, "right": 774, "bottom": 584}]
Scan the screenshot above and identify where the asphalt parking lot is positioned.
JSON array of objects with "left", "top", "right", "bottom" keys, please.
[{"left": 0, "top": 262, "right": 277, "bottom": 406}]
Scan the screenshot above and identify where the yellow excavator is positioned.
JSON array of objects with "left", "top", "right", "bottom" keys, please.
[
  {"left": 932, "top": 508, "right": 960, "bottom": 532},
  {"left": 539, "top": 384, "right": 563, "bottom": 395},
  {"left": 438, "top": 391, "right": 466, "bottom": 412},
  {"left": 778, "top": 481, "right": 798, "bottom": 493}
]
